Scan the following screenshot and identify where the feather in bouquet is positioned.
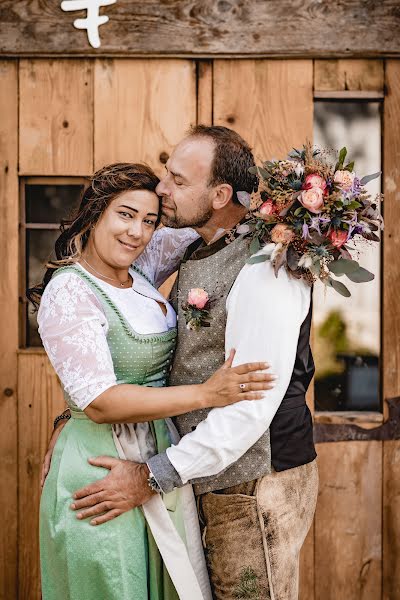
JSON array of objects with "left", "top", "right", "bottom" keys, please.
[{"left": 239, "top": 142, "right": 383, "bottom": 297}]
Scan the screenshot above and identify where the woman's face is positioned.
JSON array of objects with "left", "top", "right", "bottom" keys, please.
[{"left": 91, "top": 189, "right": 159, "bottom": 269}]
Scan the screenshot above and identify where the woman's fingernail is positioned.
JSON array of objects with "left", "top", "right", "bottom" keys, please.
[
  {"left": 70, "top": 503, "right": 76, "bottom": 510},
  {"left": 77, "top": 513, "right": 83, "bottom": 519}
]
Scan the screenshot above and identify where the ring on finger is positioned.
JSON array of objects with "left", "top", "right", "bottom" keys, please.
[{"left": 239, "top": 383, "right": 246, "bottom": 391}]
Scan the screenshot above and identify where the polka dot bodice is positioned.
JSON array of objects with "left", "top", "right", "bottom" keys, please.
[{"left": 52, "top": 265, "right": 177, "bottom": 412}]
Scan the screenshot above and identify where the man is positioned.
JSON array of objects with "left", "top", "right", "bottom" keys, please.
[{"left": 48, "top": 126, "right": 318, "bottom": 599}]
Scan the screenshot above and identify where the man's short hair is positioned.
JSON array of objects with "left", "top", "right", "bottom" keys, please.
[{"left": 187, "top": 125, "right": 257, "bottom": 204}]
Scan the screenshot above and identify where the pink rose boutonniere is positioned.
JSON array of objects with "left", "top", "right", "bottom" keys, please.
[{"left": 182, "top": 288, "right": 211, "bottom": 330}]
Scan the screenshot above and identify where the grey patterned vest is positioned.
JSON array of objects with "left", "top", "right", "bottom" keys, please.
[{"left": 169, "top": 235, "right": 272, "bottom": 495}]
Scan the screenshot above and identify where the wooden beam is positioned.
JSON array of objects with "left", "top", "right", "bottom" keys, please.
[
  {"left": 314, "top": 91, "right": 384, "bottom": 100},
  {"left": 314, "top": 59, "right": 385, "bottom": 92},
  {"left": 0, "top": 59, "right": 18, "bottom": 600},
  {"left": 18, "top": 353, "right": 65, "bottom": 599},
  {"left": 383, "top": 58, "right": 400, "bottom": 600},
  {"left": 0, "top": 1, "right": 399, "bottom": 57},
  {"left": 197, "top": 60, "right": 213, "bottom": 126}
]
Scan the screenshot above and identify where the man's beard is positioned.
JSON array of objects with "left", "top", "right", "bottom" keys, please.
[{"left": 160, "top": 196, "right": 213, "bottom": 229}]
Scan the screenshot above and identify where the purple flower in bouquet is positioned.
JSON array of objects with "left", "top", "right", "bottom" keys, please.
[
  {"left": 302, "top": 223, "right": 310, "bottom": 239},
  {"left": 309, "top": 215, "right": 330, "bottom": 235}
]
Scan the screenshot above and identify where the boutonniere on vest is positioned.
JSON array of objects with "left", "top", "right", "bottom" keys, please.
[{"left": 182, "top": 288, "right": 211, "bottom": 330}]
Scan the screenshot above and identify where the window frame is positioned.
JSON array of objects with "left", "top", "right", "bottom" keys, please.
[
  {"left": 312, "top": 91, "right": 384, "bottom": 419},
  {"left": 19, "top": 176, "right": 88, "bottom": 348}
]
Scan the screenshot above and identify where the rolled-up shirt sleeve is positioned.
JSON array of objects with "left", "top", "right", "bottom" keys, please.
[{"left": 148, "top": 249, "right": 311, "bottom": 492}]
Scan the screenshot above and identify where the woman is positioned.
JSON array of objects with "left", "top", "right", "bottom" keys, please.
[{"left": 29, "top": 163, "right": 274, "bottom": 600}]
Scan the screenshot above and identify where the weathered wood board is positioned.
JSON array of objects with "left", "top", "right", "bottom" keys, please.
[
  {"left": 0, "top": 59, "right": 19, "bottom": 600},
  {"left": 0, "top": 1, "right": 399, "bottom": 57},
  {"left": 17, "top": 352, "right": 65, "bottom": 600},
  {"left": 383, "top": 59, "right": 400, "bottom": 600}
]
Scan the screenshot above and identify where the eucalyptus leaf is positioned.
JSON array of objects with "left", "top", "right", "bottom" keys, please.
[
  {"left": 250, "top": 237, "right": 261, "bottom": 255},
  {"left": 248, "top": 166, "right": 258, "bottom": 175},
  {"left": 273, "top": 247, "right": 287, "bottom": 277},
  {"left": 329, "top": 258, "right": 359, "bottom": 276},
  {"left": 328, "top": 276, "right": 351, "bottom": 297},
  {"left": 310, "top": 262, "right": 321, "bottom": 276},
  {"left": 362, "top": 231, "right": 380, "bottom": 242},
  {"left": 246, "top": 254, "right": 269, "bottom": 265},
  {"left": 346, "top": 267, "right": 375, "bottom": 283},
  {"left": 360, "top": 172, "right": 381, "bottom": 186},
  {"left": 294, "top": 207, "right": 304, "bottom": 216},
  {"left": 236, "top": 191, "right": 251, "bottom": 209},
  {"left": 287, "top": 246, "right": 300, "bottom": 271},
  {"left": 345, "top": 161, "right": 354, "bottom": 171},
  {"left": 258, "top": 167, "right": 270, "bottom": 179}
]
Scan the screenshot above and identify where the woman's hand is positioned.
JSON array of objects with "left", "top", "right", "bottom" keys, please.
[{"left": 201, "top": 349, "right": 276, "bottom": 408}]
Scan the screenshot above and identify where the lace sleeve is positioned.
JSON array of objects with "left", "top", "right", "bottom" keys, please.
[
  {"left": 37, "top": 273, "right": 117, "bottom": 410},
  {"left": 134, "top": 227, "right": 200, "bottom": 288}
]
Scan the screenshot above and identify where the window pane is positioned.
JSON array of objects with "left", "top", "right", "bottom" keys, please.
[
  {"left": 26, "top": 184, "right": 83, "bottom": 223},
  {"left": 313, "top": 101, "right": 381, "bottom": 412},
  {"left": 26, "top": 229, "right": 59, "bottom": 347}
]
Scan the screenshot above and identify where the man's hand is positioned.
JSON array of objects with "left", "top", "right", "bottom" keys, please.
[
  {"left": 41, "top": 418, "right": 68, "bottom": 488},
  {"left": 71, "top": 457, "right": 156, "bottom": 526}
]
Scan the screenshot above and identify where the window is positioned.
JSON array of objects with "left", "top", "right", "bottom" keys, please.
[
  {"left": 21, "top": 179, "right": 86, "bottom": 347},
  {"left": 313, "top": 101, "right": 382, "bottom": 412}
]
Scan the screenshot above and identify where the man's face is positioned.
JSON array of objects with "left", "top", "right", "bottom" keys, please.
[{"left": 156, "top": 137, "right": 215, "bottom": 228}]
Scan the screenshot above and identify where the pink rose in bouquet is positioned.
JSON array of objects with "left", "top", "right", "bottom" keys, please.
[
  {"left": 187, "top": 288, "right": 209, "bottom": 309},
  {"left": 259, "top": 200, "right": 276, "bottom": 219},
  {"left": 303, "top": 173, "right": 327, "bottom": 191},
  {"left": 271, "top": 223, "right": 295, "bottom": 244},
  {"left": 299, "top": 187, "right": 324, "bottom": 214},
  {"left": 334, "top": 170, "right": 355, "bottom": 190},
  {"left": 328, "top": 230, "right": 348, "bottom": 248}
]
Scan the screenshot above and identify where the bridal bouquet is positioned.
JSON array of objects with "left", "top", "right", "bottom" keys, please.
[{"left": 240, "top": 143, "right": 383, "bottom": 297}]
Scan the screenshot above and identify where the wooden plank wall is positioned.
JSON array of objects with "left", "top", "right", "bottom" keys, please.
[
  {"left": 383, "top": 60, "right": 400, "bottom": 600},
  {"left": 3, "top": 56, "right": 399, "bottom": 599},
  {"left": 0, "top": 59, "right": 19, "bottom": 600}
]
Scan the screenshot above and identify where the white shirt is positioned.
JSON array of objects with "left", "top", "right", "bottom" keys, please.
[
  {"left": 37, "top": 227, "right": 199, "bottom": 410},
  {"left": 164, "top": 244, "right": 312, "bottom": 485}
]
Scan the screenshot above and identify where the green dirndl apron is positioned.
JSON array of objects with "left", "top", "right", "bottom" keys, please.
[{"left": 40, "top": 265, "right": 183, "bottom": 600}]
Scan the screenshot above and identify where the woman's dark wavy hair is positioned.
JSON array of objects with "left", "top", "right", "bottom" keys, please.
[{"left": 27, "top": 163, "right": 160, "bottom": 309}]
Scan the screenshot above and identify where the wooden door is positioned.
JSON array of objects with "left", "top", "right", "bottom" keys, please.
[{"left": 1, "top": 57, "right": 399, "bottom": 600}]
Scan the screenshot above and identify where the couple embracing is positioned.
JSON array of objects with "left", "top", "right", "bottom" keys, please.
[{"left": 32, "top": 125, "right": 318, "bottom": 600}]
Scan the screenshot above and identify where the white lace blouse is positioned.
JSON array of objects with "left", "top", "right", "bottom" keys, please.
[{"left": 37, "top": 227, "right": 199, "bottom": 410}]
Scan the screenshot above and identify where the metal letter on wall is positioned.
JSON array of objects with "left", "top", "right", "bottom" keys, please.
[{"left": 60, "top": 0, "right": 116, "bottom": 48}]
